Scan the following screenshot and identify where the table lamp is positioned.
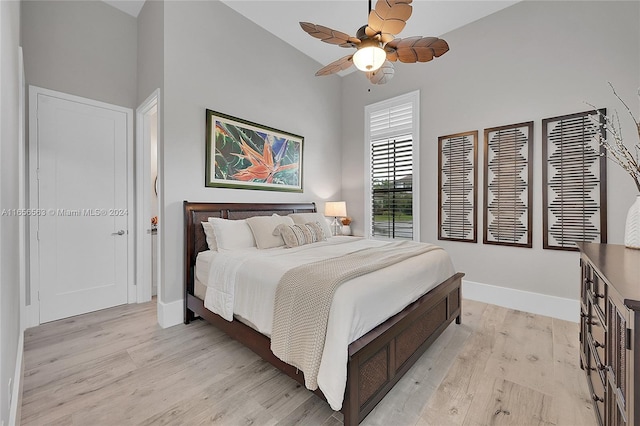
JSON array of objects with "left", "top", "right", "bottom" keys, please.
[{"left": 324, "top": 201, "right": 347, "bottom": 236}]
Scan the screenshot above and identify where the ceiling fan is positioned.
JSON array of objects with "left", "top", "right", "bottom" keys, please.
[{"left": 300, "top": 0, "right": 449, "bottom": 85}]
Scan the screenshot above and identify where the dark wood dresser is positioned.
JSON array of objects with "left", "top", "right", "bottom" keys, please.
[{"left": 577, "top": 243, "right": 640, "bottom": 426}]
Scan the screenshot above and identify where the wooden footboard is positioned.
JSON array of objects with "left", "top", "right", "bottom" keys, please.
[
  {"left": 183, "top": 201, "right": 463, "bottom": 425},
  {"left": 343, "top": 272, "right": 463, "bottom": 425}
]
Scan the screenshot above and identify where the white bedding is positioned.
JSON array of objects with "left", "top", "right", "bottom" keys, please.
[{"left": 195, "top": 236, "right": 455, "bottom": 411}]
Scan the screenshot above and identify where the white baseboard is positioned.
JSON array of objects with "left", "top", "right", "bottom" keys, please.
[
  {"left": 157, "top": 298, "right": 183, "bottom": 329},
  {"left": 9, "top": 331, "right": 24, "bottom": 426},
  {"left": 463, "top": 280, "right": 579, "bottom": 323}
]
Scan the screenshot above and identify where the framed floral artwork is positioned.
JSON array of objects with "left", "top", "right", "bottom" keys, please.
[{"left": 205, "top": 110, "right": 303, "bottom": 192}]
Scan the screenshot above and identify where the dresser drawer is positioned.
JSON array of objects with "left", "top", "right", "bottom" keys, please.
[
  {"left": 590, "top": 271, "right": 607, "bottom": 322},
  {"left": 589, "top": 311, "right": 606, "bottom": 369},
  {"left": 581, "top": 259, "right": 590, "bottom": 310},
  {"left": 588, "top": 348, "right": 606, "bottom": 425},
  {"left": 580, "top": 306, "right": 590, "bottom": 369}
]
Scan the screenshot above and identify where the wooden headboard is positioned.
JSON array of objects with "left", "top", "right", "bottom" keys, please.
[{"left": 183, "top": 201, "right": 317, "bottom": 297}]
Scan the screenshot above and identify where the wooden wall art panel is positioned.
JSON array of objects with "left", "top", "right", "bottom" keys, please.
[
  {"left": 438, "top": 131, "right": 478, "bottom": 242},
  {"left": 483, "top": 122, "right": 533, "bottom": 247},
  {"left": 542, "top": 110, "right": 607, "bottom": 250}
]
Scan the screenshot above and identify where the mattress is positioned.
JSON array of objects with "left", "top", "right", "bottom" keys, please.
[
  {"left": 194, "top": 236, "right": 455, "bottom": 410},
  {"left": 194, "top": 273, "right": 208, "bottom": 300}
]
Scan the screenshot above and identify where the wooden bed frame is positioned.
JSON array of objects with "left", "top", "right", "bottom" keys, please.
[{"left": 183, "top": 201, "right": 464, "bottom": 425}]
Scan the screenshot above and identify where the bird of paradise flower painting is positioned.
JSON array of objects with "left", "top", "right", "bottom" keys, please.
[{"left": 205, "top": 110, "right": 303, "bottom": 192}]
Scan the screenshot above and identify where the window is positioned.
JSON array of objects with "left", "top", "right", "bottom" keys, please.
[{"left": 365, "top": 91, "right": 419, "bottom": 241}]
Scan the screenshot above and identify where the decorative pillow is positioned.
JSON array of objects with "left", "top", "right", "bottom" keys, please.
[
  {"left": 208, "top": 217, "right": 256, "bottom": 251},
  {"left": 288, "top": 212, "right": 333, "bottom": 238},
  {"left": 246, "top": 214, "right": 295, "bottom": 249},
  {"left": 304, "top": 221, "right": 327, "bottom": 242},
  {"left": 274, "top": 221, "right": 327, "bottom": 248},
  {"left": 201, "top": 221, "right": 218, "bottom": 251}
]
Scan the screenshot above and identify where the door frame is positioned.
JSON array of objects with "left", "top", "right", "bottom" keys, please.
[
  {"left": 18, "top": 47, "right": 26, "bottom": 332},
  {"left": 135, "top": 89, "right": 161, "bottom": 304},
  {"left": 27, "top": 85, "right": 135, "bottom": 327}
]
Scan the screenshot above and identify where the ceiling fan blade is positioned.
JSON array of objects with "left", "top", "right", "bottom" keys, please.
[
  {"left": 300, "top": 22, "right": 360, "bottom": 47},
  {"left": 366, "top": 0, "right": 413, "bottom": 39},
  {"left": 379, "top": 33, "right": 396, "bottom": 44},
  {"left": 366, "top": 61, "right": 395, "bottom": 85},
  {"left": 385, "top": 46, "right": 399, "bottom": 62},
  {"left": 315, "top": 55, "right": 354, "bottom": 76},
  {"left": 385, "top": 36, "right": 449, "bottom": 63}
]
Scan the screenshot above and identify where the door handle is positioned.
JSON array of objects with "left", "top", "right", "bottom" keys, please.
[{"left": 112, "top": 230, "right": 125, "bottom": 236}]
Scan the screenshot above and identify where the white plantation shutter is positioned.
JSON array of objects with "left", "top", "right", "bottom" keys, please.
[
  {"left": 365, "top": 91, "right": 419, "bottom": 241},
  {"left": 369, "top": 102, "right": 413, "bottom": 139}
]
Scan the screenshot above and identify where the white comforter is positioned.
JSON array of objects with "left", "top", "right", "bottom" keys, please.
[{"left": 196, "top": 236, "right": 455, "bottom": 411}]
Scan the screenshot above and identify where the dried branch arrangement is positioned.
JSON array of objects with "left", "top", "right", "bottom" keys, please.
[{"left": 592, "top": 83, "right": 640, "bottom": 192}]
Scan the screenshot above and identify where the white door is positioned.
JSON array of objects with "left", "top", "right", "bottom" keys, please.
[{"left": 31, "top": 88, "right": 131, "bottom": 323}]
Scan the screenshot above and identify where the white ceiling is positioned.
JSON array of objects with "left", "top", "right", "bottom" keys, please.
[{"left": 103, "top": 0, "right": 518, "bottom": 74}]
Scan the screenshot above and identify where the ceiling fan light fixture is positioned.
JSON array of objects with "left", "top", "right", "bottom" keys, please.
[{"left": 352, "top": 41, "right": 386, "bottom": 72}]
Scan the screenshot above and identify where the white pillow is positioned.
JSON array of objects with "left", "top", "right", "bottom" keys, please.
[
  {"left": 289, "top": 212, "right": 333, "bottom": 237},
  {"left": 201, "top": 221, "right": 217, "bottom": 251},
  {"left": 246, "top": 214, "right": 295, "bottom": 249},
  {"left": 208, "top": 217, "right": 256, "bottom": 251}
]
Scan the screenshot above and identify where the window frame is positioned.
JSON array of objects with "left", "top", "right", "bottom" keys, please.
[{"left": 364, "top": 90, "right": 420, "bottom": 241}]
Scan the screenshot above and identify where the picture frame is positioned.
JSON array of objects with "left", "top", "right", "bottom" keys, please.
[
  {"left": 542, "top": 109, "right": 607, "bottom": 251},
  {"left": 483, "top": 121, "right": 534, "bottom": 248},
  {"left": 438, "top": 130, "right": 478, "bottom": 243},
  {"left": 205, "top": 110, "right": 304, "bottom": 192}
]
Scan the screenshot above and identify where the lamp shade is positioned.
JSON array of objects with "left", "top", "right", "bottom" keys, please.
[
  {"left": 352, "top": 40, "right": 386, "bottom": 72},
  {"left": 324, "top": 201, "right": 347, "bottom": 217}
]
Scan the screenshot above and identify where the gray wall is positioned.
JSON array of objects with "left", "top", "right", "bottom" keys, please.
[
  {"left": 161, "top": 1, "right": 344, "bottom": 302},
  {"left": 137, "top": 0, "right": 163, "bottom": 105},
  {"left": 21, "top": 0, "right": 137, "bottom": 109},
  {"left": 341, "top": 0, "right": 640, "bottom": 301},
  {"left": 0, "top": 0, "right": 22, "bottom": 423}
]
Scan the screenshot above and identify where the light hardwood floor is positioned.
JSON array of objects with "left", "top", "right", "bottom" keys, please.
[{"left": 21, "top": 299, "right": 596, "bottom": 425}]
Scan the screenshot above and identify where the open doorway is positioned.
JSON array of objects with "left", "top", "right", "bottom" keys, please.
[{"left": 136, "top": 90, "right": 160, "bottom": 308}]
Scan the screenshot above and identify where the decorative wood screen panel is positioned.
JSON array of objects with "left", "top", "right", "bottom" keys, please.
[
  {"left": 542, "top": 110, "right": 607, "bottom": 250},
  {"left": 483, "top": 122, "right": 533, "bottom": 247},
  {"left": 438, "top": 131, "right": 477, "bottom": 242}
]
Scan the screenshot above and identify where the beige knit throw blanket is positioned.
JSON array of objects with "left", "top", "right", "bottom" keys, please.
[{"left": 270, "top": 240, "right": 440, "bottom": 390}]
